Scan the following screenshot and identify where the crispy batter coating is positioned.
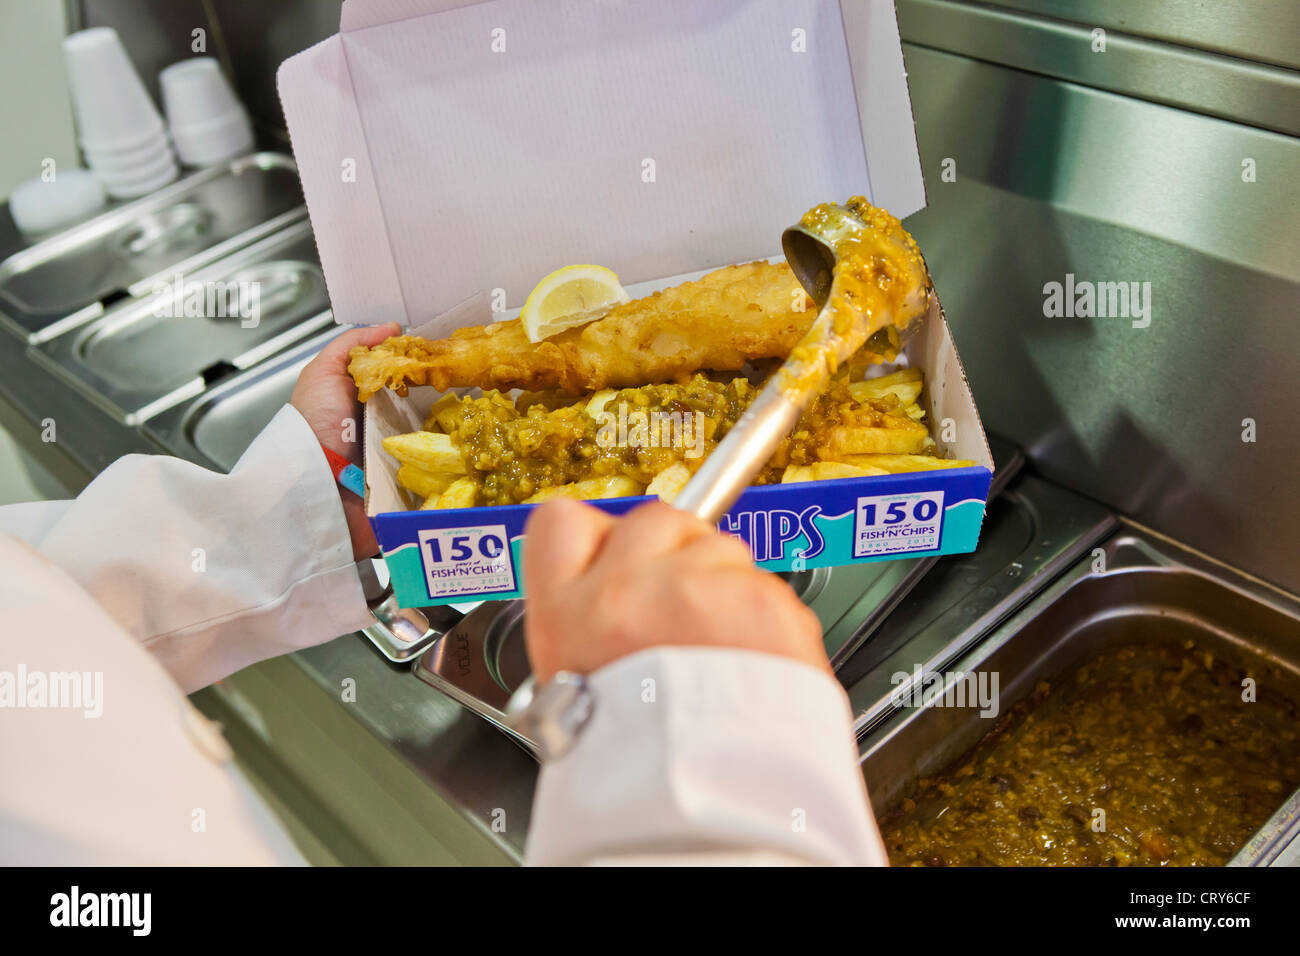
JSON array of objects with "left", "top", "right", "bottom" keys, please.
[{"left": 348, "top": 260, "right": 815, "bottom": 401}]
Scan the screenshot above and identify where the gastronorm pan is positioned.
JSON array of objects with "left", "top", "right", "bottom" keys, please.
[
  {"left": 144, "top": 326, "right": 341, "bottom": 471},
  {"left": 409, "top": 438, "right": 1035, "bottom": 753},
  {"left": 859, "top": 527, "right": 1300, "bottom": 866},
  {"left": 0, "top": 153, "right": 304, "bottom": 343},
  {"left": 33, "top": 218, "right": 334, "bottom": 425}
]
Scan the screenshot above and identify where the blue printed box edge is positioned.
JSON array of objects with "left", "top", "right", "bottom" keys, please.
[{"left": 372, "top": 465, "right": 992, "bottom": 609}]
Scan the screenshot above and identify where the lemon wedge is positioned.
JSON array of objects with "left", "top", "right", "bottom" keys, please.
[{"left": 520, "top": 264, "right": 630, "bottom": 342}]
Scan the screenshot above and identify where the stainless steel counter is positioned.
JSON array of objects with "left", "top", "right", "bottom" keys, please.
[
  {"left": 0, "top": 271, "right": 1113, "bottom": 862},
  {"left": 6, "top": 8, "right": 1295, "bottom": 858},
  {"left": 1, "top": 183, "right": 1103, "bottom": 862},
  {"left": 0, "top": 203, "right": 161, "bottom": 487},
  {"left": 9, "top": 188, "right": 1298, "bottom": 864},
  {"left": 895, "top": 25, "right": 1300, "bottom": 595}
]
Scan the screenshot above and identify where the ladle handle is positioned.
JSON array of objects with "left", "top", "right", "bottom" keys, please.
[{"left": 671, "top": 377, "right": 807, "bottom": 525}]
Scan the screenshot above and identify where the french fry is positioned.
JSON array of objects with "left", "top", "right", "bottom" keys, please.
[
  {"left": 586, "top": 389, "right": 617, "bottom": 417},
  {"left": 827, "top": 419, "right": 932, "bottom": 456},
  {"left": 423, "top": 394, "right": 463, "bottom": 432},
  {"left": 840, "top": 453, "right": 976, "bottom": 473},
  {"left": 524, "top": 475, "right": 644, "bottom": 503},
  {"left": 646, "top": 461, "right": 691, "bottom": 502},
  {"left": 397, "top": 463, "right": 457, "bottom": 500},
  {"left": 782, "top": 461, "right": 888, "bottom": 484},
  {"left": 426, "top": 395, "right": 473, "bottom": 434},
  {"left": 523, "top": 485, "right": 575, "bottom": 504},
  {"left": 849, "top": 368, "right": 923, "bottom": 407},
  {"left": 433, "top": 476, "right": 479, "bottom": 509},
  {"left": 382, "top": 431, "right": 468, "bottom": 475},
  {"left": 815, "top": 460, "right": 889, "bottom": 479},
  {"left": 584, "top": 475, "right": 645, "bottom": 499}
]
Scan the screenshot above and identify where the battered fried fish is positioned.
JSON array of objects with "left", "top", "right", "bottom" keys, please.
[{"left": 348, "top": 260, "right": 815, "bottom": 401}]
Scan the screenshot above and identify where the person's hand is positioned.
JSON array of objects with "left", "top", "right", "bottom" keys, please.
[
  {"left": 291, "top": 323, "right": 400, "bottom": 562},
  {"left": 523, "top": 498, "right": 829, "bottom": 683}
]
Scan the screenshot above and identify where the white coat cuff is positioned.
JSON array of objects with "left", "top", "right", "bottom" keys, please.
[
  {"left": 525, "top": 647, "right": 887, "bottom": 866},
  {"left": 145, "top": 404, "right": 375, "bottom": 689}
]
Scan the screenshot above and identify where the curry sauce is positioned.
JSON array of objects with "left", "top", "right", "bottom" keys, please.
[
  {"left": 782, "top": 196, "right": 929, "bottom": 392},
  {"left": 880, "top": 640, "right": 1300, "bottom": 866},
  {"left": 426, "top": 372, "right": 928, "bottom": 506}
]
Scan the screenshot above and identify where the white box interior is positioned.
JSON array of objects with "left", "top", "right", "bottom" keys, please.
[{"left": 279, "top": 0, "right": 926, "bottom": 328}]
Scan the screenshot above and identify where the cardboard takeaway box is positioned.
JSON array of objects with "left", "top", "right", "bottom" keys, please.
[{"left": 279, "top": 0, "right": 993, "bottom": 609}]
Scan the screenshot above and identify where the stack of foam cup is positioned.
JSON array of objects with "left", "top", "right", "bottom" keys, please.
[
  {"left": 62, "top": 27, "right": 179, "bottom": 199},
  {"left": 159, "top": 58, "right": 255, "bottom": 167}
]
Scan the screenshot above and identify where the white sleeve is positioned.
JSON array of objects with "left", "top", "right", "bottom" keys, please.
[
  {"left": 0, "top": 405, "right": 373, "bottom": 692},
  {"left": 523, "top": 647, "right": 889, "bottom": 866},
  {"left": 0, "top": 535, "right": 305, "bottom": 865}
]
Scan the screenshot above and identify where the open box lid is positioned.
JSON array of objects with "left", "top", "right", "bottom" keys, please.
[{"left": 278, "top": 0, "right": 926, "bottom": 327}]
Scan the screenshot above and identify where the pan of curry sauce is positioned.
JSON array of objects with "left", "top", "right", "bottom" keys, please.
[{"left": 860, "top": 529, "right": 1300, "bottom": 867}]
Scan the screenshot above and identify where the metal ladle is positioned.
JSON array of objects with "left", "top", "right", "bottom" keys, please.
[
  {"left": 673, "top": 202, "right": 928, "bottom": 523},
  {"left": 505, "top": 203, "right": 930, "bottom": 752}
]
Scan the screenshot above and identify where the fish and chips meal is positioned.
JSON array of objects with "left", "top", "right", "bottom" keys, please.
[{"left": 347, "top": 198, "right": 975, "bottom": 510}]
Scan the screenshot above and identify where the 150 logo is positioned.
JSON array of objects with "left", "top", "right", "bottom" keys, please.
[
  {"left": 419, "top": 524, "right": 516, "bottom": 598},
  {"left": 854, "top": 491, "right": 944, "bottom": 557}
]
